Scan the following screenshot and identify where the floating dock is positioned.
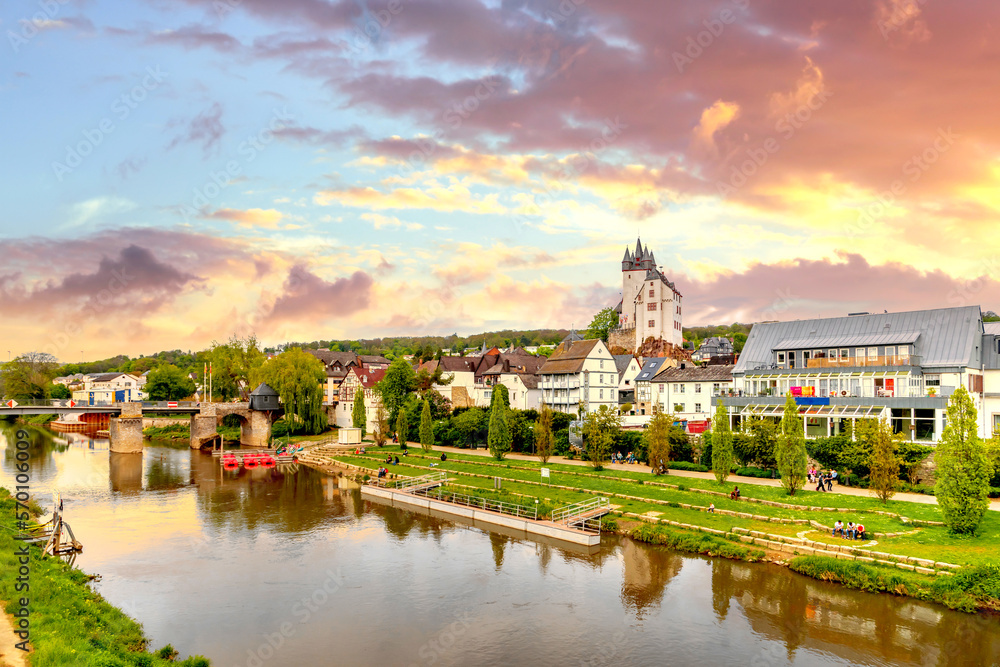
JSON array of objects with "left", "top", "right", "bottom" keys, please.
[{"left": 361, "top": 484, "right": 604, "bottom": 547}]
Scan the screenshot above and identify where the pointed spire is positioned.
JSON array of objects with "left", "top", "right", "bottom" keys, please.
[
  {"left": 622, "top": 247, "right": 632, "bottom": 262},
  {"left": 634, "top": 237, "right": 643, "bottom": 258}
]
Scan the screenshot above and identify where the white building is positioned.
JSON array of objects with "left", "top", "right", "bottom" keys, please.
[
  {"left": 73, "top": 373, "right": 144, "bottom": 405},
  {"left": 651, "top": 364, "right": 734, "bottom": 433},
  {"left": 613, "top": 354, "right": 642, "bottom": 407},
  {"left": 716, "top": 306, "right": 1000, "bottom": 442},
  {"left": 422, "top": 348, "right": 544, "bottom": 410},
  {"left": 536, "top": 339, "right": 618, "bottom": 414},
  {"left": 616, "top": 238, "right": 683, "bottom": 351}
]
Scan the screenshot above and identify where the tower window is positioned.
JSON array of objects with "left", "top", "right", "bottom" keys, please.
[
  {"left": 648, "top": 320, "right": 655, "bottom": 328},
  {"left": 647, "top": 303, "right": 657, "bottom": 311},
  {"left": 648, "top": 289, "right": 654, "bottom": 297}
]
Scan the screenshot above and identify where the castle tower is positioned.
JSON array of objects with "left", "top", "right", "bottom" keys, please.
[{"left": 619, "top": 238, "right": 683, "bottom": 350}]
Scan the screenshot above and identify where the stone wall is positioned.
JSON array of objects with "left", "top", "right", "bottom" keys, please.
[
  {"left": 142, "top": 417, "right": 189, "bottom": 428},
  {"left": 608, "top": 328, "right": 636, "bottom": 354}
]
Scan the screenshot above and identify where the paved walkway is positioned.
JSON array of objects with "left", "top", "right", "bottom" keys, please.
[{"left": 407, "top": 442, "right": 1000, "bottom": 511}]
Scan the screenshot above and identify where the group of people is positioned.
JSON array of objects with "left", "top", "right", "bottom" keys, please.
[
  {"left": 377, "top": 467, "right": 389, "bottom": 479},
  {"left": 385, "top": 454, "right": 400, "bottom": 465},
  {"left": 353, "top": 446, "right": 367, "bottom": 455},
  {"left": 614, "top": 451, "right": 637, "bottom": 464},
  {"left": 809, "top": 467, "right": 838, "bottom": 492},
  {"left": 832, "top": 520, "right": 866, "bottom": 540}
]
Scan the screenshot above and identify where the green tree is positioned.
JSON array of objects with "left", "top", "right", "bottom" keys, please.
[
  {"left": 935, "top": 386, "right": 991, "bottom": 534},
  {"left": 582, "top": 405, "right": 620, "bottom": 470},
  {"left": 352, "top": 389, "right": 367, "bottom": 438},
  {"left": 146, "top": 364, "right": 197, "bottom": 401},
  {"left": 250, "top": 348, "right": 327, "bottom": 435},
  {"left": 741, "top": 417, "right": 778, "bottom": 468},
  {"left": 775, "top": 393, "right": 808, "bottom": 495},
  {"left": 534, "top": 403, "right": 554, "bottom": 463},
  {"left": 376, "top": 357, "right": 416, "bottom": 425},
  {"left": 373, "top": 401, "right": 389, "bottom": 446},
  {"left": 419, "top": 399, "right": 434, "bottom": 452},
  {"left": 868, "top": 417, "right": 900, "bottom": 504},
  {"left": 50, "top": 384, "right": 72, "bottom": 400},
  {"left": 396, "top": 407, "right": 408, "bottom": 446},
  {"left": 487, "top": 384, "right": 512, "bottom": 460},
  {"left": 209, "top": 334, "right": 266, "bottom": 401},
  {"left": 711, "top": 402, "right": 734, "bottom": 484},
  {"left": 1, "top": 352, "right": 59, "bottom": 400},
  {"left": 646, "top": 409, "right": 673, "bottom": 474},
  {"left": 585, "top": 307, "right": 619, "bottom": 342}
]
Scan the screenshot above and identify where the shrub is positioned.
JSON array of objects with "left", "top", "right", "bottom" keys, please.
[
  {"left": 629, "top": 523, "right": 765, "bottom": 561},
  {"left": 735, "top": 466, "right": 779, "bottom": 479},
  {"left": 668, "top": 461, "right": 709, "bottom": 472}
]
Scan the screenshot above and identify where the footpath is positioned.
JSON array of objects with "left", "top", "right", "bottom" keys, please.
[{"left": 422, "top": 443, "right": 1000, "bottom": 511}]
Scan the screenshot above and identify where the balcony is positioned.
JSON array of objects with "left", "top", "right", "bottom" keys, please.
[{"left": 804, "top": 354, "right": 919, "bottom": 369}]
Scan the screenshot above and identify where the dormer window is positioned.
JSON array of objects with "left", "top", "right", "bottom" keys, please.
[{"left": 777, "top": 352, "right": 786, "bottom": 364}]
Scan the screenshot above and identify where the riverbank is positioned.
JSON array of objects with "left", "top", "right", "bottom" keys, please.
[
  {"left": 0, "top": 488, "right": 211, "bottom": 667},
  {"left": 312, "top": 442, "right": 1000, "bottom": 612}
]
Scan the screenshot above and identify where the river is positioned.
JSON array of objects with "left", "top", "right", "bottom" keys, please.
[{"left": 2, "top": 426, "right": 999, "bottom": 666}]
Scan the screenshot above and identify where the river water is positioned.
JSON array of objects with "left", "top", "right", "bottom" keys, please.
[{"left": 2, "top": 426, "right": 999, "bottom": 667}]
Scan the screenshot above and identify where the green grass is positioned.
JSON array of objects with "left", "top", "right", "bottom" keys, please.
[
  {"left": 142, "top": 424, "right": 189, "bottom": 438},
  {"left": 0, "top": 488, "right": 211, "bottom": 666},
  {"left": 628, "top": 523, "right": 766, "bottom": 562},
  {"left": 335, "top": 447, "right": 1000, "bottom": 568},
  {"left": 789, "top": 556, "right": 1000, "bottom": 613}
]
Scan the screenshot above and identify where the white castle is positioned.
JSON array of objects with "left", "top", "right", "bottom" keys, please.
[{"left": 615, "top": 238, "right": 683, "bottom": 350}]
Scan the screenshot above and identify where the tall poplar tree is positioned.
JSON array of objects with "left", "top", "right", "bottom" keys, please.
[
  {"left": 352, "top": 389, "right": 366, "bottom": 438},
  {"left": 534, "top": 403, "right": 554, "bottom": 464},
  {"left": 395, "top": 407, "right": 408, "bottom": 447},
  {"left": 775, "top": 392, "right": 808, "bottom": 495},
  {"left": 487, "top": 384, "right": 512, "bottom": 460},
  {"left": 419, "top": 398, "right": 434, "bottom": 452},
  {"left": 868, "top": 417, "right": 900, "bottom": 504},
  {"left": 646, "top": 409, "right": 673, "bottom": 475},
  {"left": 711, "top": 402, "right": 734, "bottom": 484},
  {"left": 935, "top": 386, "right": 990, "bottom": 534}
]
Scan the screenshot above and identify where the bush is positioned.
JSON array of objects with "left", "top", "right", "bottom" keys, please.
[
  {"left": 806, "top": 435, "right": 851, "bottom": 470},
  {"left": 736, "top": 466, "right": 779, "bottom": 479},
  {"left": 668, "top": 461, "right": 709, "bottom": 472}
]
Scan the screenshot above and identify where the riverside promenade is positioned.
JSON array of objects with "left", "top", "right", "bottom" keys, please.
[{"left": 420, "top": 443, "right": 1000, "bottom": 511}]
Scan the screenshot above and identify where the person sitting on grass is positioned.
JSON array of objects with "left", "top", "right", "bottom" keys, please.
[
  {"left": 855, "top": 523, "right": 865, "bottom": 540},
  {"left": 833, "top": 520, "right": 844, "bottom": 537},
  {"left": 846, "top": 522, "right": 856, "bottom": 540},
  {"left": 730, "top": 486, "right": 741, "bottom": 501},
  {"left": 708, "top": 503, "right": 715, "bottom": 513}
]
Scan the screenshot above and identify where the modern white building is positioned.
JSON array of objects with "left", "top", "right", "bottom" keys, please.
[
  {"left": 716, "top": 306, "right": 1000, "bottom": 442},
  {"left": 73, "top": 373, "right": 144, "bottom": 405},
  {"left": 651, "top": 364, "right": 734, "bottom": 433},
  {"left": 615, "top": 238, "right": 683, "bottom": 351},
  {"left": 536, "top": 339, "right": 618, "bottom": 414}
]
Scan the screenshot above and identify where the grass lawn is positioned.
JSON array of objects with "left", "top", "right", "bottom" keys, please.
[{"left": 329, "top": 446, "right": 1000, "bottom": 569}]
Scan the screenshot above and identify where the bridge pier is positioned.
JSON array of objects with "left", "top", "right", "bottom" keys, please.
[
  {"left": 241, "top": 410, "right": 272, "bottom": 449},
  {"left": 109, "top": 402, "right": 144, "bottom": 454},
  {"left": 190, "top": 405, "right": 219, "bottom": 449}
]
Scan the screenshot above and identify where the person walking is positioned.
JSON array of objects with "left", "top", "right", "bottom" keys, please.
[
  {"left": 815, "top": 472, "right": 826, "bottom": 492},
  {"left": 830, "top": 470, "right": 838, "bottom": 490}
]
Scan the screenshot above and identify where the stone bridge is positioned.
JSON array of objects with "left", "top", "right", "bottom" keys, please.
[{"left": 108, "top": 401, "right": 277, "bottom": 453}]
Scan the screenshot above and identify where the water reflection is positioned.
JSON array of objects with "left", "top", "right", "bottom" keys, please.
[{"left": 0, "top": 434, "right": 998, "bottom": 667}]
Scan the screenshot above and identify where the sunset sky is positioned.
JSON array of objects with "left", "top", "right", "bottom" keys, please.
[{"left": 2, "top": 0, "right": 999, "bottom": 361}]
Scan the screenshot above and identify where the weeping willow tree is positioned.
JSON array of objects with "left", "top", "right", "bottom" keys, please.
[{"left": 251, "top": 347, "right": 327, "bottom": 435}]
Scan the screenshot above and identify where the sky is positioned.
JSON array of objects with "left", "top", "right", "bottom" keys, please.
[{"left": 1, "top": 0, "right": 999, "bottom": 362}]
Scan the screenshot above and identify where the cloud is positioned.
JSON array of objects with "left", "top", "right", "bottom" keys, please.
[
  {"left": 692, "top": 100, "right": 740, "bottom": 156},
  {"left": 262, "top": 265, "right": 374, "bottom": 323},
  {"left": 64, "top": 197, "right": 137, "bottom": 229},
  {"left": 202, "top": 207, "right": 285, "bottom": 228},
  {"left": 167, "top": 102, "right": 225, "bottom": 156},
  {"left": 359, "top": 213, "right": 423, "bottom": 230},
  {"left": 316, "top": 181, "right": 506, "bottom": 214}
]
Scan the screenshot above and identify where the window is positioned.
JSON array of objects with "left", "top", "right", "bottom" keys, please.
[
  {"left": 695, "top": 384, "right": 702, "bottom": 393},
  {"left": 899, "top": 345, "right": 910, "bottom": 361},
  {"left": 829, "top": 349, "right": 837, "bottom": 360},
  {"left": 679, "top": 384, "right": 685, "bottom": 393},
  {"left": 777, "top": 352, "right": 786, "bottom": 363},
  {"left": 648, "top": 302, "right": 657, "bottom": 311},
  {"left": 599, "top": 389, "right": 604, "bottom": 399},
  {"left": 600, "top": 360, "right": 604, "bottom": 369},
  {"left": 649, "top": 289, "right": 654, "bottom": 297},
  {"left": 658, "top": 383, "right": 664, "bottom": 393},
  {"left": 788, "top": 351, "right": 796, "bottom": 368},
  {"left": 648, "top": 320, "right": 655, "bottom": 328},
  {"left": 925, "top": 375, "right": 941, "bottom": 387},
  {"left": 868, "top": 347, "right": 878, "bottom": 360},
  {"left": 885, "top": 346, "right": 895, "bottom": 359},
  {"left": 840, "top": 348, "right": 849, "bottom": 360},
  {"left": 694, "top": 403, "right": 701, "bottom": 412}
]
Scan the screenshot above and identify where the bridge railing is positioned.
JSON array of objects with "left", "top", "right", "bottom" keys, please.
[{"left": 0, "top": 399, "right": 116, "bottom": 408}]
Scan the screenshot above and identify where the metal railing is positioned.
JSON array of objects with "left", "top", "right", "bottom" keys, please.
[
  {"left": 392, "top": 471, "right": 448, "bottom": 491},
  {"left": 552, "top": 497, "right": 610, "bottom": 523},
  {"left": 417, "top": 487, "right": 538, "bottom": 520}
]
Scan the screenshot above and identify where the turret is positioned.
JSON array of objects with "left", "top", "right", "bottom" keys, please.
[{"left": 621, "top": 247, "right": 633, "bottom": 271}]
